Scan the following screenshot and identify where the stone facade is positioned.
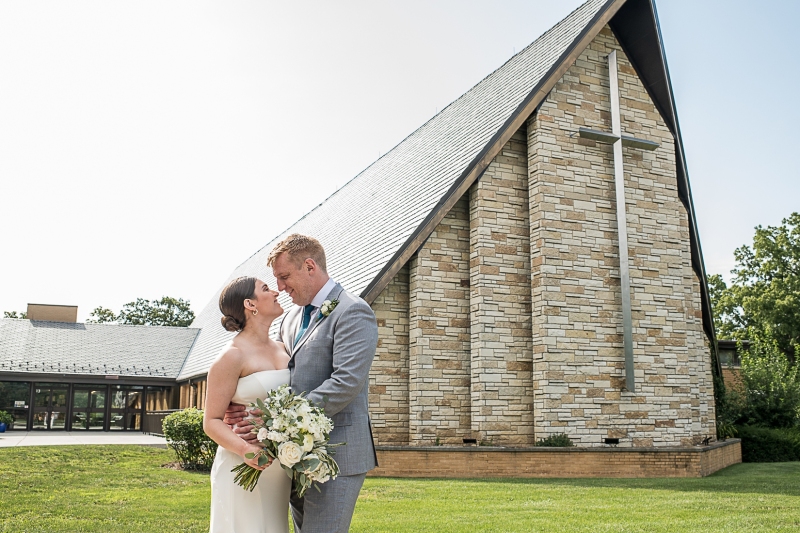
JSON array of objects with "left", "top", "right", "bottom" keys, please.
[
  {"left": 408, "top": 196, "right": 472, "bottom": 445},
  {"left": 469, "top": 127, "right": 534, "bottom": 446},
  {"left": 526, "top": 26, "right": 715, "bottom": 447},
  {"left": 366, "top": 26, "right": 717, "bottom": 449},
  {"left": 369, "top": 265, "right": 410, "bottom": 444}
]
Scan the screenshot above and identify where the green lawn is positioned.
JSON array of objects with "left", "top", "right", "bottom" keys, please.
[{"left": 0, "top": 446, "right": 798, "bottom": 532}]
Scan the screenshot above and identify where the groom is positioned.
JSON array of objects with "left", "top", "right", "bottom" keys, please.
[{"left": 227, "top": 233, "right": 378, "bottom": 533}]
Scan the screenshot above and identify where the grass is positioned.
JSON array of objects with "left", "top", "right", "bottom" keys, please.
[{"left": 0, "top": 446, "right": 798, "bottom": 532}]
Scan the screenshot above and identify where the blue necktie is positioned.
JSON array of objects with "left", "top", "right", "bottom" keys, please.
[{"left": 294, "top": 304, "right": 315, "bottom": 345}]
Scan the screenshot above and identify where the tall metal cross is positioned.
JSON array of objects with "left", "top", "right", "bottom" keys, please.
[{"left": 577, "top": 50, "right": 659, "bottom": 393}]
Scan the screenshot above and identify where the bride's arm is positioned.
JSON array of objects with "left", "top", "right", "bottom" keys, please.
[{"left": 203, "top": 349, "right": 265, "bottom": 469}]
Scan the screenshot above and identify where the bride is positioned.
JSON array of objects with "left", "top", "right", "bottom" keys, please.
[{"left": 203, "top": 276, "right": 291, "bottom": 533}]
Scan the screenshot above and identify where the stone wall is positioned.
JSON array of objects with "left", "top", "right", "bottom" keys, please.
[
  {"left": 408, "top": 196, "right": 472, "bottom": 444},
  {"left": 469, "top": 126, "right": 534, "bottom": 445},
  {"left": 369, "top": 265, "right": 410, "bottom": 444},
  {"left": 526, "top": 26, "right": 716, "bottom": 447}
]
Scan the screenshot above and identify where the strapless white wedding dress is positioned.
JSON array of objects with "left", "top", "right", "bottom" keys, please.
[{"left": 210, "top": 369, "right": 291, "bottom": 533}]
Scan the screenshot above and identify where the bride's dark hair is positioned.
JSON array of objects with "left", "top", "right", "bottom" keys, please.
[{"left": 219, "top": 276, "right": 257, "bottom": 332}]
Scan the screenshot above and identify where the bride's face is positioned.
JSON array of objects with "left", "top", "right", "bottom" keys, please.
[{"left": 249, "top": 280, "right": 283, "bottom": 318}]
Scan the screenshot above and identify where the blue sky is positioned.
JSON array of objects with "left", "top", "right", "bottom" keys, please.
[{"left": 0, "top": 0, "right": 797, "bottom": 320}]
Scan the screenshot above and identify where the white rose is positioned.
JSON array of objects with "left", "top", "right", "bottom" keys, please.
[
  {"left": 302, "top": 434, "right": 314, "bottom": 452},
  {"left": 305, "top": 457, "right": 330, "bottom": 483},
  {"left": 257, "top": 428, "right": 269, "bottom": 442},
  {"left": 277, "top": 441, "right": 303, "bottom": 467}
]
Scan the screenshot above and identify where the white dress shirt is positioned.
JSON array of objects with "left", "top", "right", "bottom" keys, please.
[{"left": 309, "top": 277, "right": 337, "bottom": 314}]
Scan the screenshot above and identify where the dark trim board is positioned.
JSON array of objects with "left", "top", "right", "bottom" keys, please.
[
  {"left": 0, "top": 372, "right": 177, "bottom": 388},
  {"left": 359, "top": 0, "right": 720, "bottom": 375}
]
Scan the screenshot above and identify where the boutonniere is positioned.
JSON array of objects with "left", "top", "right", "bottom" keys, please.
[{"left": 320, "top": 299, "right": 339, "bottom": 317}]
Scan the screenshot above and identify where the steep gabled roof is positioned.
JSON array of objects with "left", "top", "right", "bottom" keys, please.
[
  {"left": 0, "top": 318, "right": 199, "bottom": 380},
  {"left": 181, "top": 0, "right": 717, "bottom": 380}
]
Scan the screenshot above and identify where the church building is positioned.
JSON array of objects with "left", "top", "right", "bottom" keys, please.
[{"left": 181, "top": 0, "right": 722, "bottom": 450}]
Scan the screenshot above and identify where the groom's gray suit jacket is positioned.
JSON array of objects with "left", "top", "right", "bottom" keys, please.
[{"left": 278, "top": 283, "right": 379, "bottom": 476}]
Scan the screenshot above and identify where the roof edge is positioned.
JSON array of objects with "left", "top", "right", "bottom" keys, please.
[
  {"left": 608, "top": 0, "right": 719, "bottom": 373},
  {"left": 175, "top": 327, "right": 204, "bottom": 380},
  {"left": 361, "top": 0, "right": 626, "bottom": 304}
]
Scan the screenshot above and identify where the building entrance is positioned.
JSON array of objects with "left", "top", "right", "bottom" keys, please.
[
  {"left": 32, "top": 383, "right": 69, "bottom": 430},
  {"left": 109, "top": 385, "right": 143, "bottom": 431},
  {"left": 71, "top": 386, "right": 106, "bottom": 430}
]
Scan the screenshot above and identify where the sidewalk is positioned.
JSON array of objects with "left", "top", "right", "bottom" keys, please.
[{"left": 0, "top": 431, "right": 167, "bottom": 448}]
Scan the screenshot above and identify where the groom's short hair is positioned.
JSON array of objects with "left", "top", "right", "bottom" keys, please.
[{"left": 267, "top": 234, "right": 327, "bottom": 273}]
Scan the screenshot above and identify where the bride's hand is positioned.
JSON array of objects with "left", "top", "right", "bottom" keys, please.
[{"left": 242, "top": 443, "right": 272, "bottom": 470}]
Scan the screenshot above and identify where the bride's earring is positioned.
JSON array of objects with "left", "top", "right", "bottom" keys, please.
[{"left": 252, "top": 309, "right": 258, "bottom": 316}]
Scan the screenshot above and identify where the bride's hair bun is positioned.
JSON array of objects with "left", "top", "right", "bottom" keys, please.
[
  {"left": 218, "top": 276, "right": 258, "bottom": 333},
  {"left": 221, "top": 315, "right": 243, "bottom": 332}
]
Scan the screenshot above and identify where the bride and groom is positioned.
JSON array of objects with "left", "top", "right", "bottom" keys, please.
[{"left": 202, "top": 234, "right": 379, "bottom": 533}]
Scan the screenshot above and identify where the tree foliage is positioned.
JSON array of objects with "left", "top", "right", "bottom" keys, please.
[
  {"left": 117, "top": 297, "right": 194, "bottom": 327},
  {"left": 3, "top": 311, "right": 27, "bottom": 319},
  {"left": 711, "top": 213, "right": 800, "bottom": 359},
  {"left": 86, "top": 306, "right": 118, "bottom": 323},
  {"left": 86, "top": 297, "right": 194, "bottom": 327}
]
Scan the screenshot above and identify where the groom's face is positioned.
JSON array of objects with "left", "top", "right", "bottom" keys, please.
[{"left": 272, "top": 253, "right": 314, "bottom": 306}]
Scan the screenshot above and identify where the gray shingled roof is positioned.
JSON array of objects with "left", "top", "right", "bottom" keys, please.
[
  {"left": 0, "top": 318, "right": 199, "bottom": 378},
  {"left": 179, "top": 0, "right": 611, "bottom": 380}
]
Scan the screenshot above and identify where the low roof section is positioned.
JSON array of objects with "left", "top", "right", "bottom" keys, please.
[{"left": 0, "top": 318, "right": 199, "bottom": 383}]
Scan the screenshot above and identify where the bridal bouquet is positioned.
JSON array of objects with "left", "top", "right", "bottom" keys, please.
[{"left": 231, "top": 384, "right": 340, "bottom": 496}]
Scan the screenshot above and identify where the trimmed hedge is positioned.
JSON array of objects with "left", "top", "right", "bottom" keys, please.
[
  {"left": 162, "top": 408, "right": 218, "bottom": 470},
  {"left": 736, "top": 425, "right": 800, "bottom": 462}
]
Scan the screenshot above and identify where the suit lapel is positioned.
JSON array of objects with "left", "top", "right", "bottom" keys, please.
[{"left": 291, "top": 284, "right": 344, "bottom": 356}]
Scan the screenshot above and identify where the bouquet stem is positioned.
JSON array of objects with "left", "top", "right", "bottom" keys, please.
[{"left": 231, "top": 463, "right": 262, "bottom": 492}]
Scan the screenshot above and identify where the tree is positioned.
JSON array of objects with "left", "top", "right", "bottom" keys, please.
[
  {"left": 733, "top": 331, "right": 800, "bottom": 429},
  {"left": 710, "top": 212, "right": 800, "bottom": 360},
  {"left": 86, "top": 307, "right": 118, "bottom": 323},
  {"left": 117, "top": 297, "right": 195, "bottom": 327},
  {"left": 708, "top": 274, "right": 742, "bottom": 341},
  {"left": 3, "top": 311, "right": 27, "bottom": 319}
]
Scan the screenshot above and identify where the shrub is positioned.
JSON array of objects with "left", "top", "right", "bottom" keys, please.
[
  {"left": 736, "top": 425, "right": 800, "bottom": 462},
  {"left": 534, "top": 433, "right": 574, "bottom": 447},
  {"left": 162, "top": 408, "right": 218, "bottom": 470},
  {"left": 736, "top": 335, "right": 800, "bottom": 429},
  {"left": 0, "top": 410, "right": 12, "bottom": 426}
]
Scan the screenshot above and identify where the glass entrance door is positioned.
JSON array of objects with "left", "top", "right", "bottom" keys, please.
[
  {"left": 71, "top": 386, "right": 107, "bottom": 430},
  {"left": 32, "top": 383, "right": 69, "bottom": 430},
  {"left": 109, "top": 385, "right": 143, "bottom": 431}
]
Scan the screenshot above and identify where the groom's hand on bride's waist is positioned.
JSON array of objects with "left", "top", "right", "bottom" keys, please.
[{"left": 224, "top": 403, "right": 259, "bottom": 443}]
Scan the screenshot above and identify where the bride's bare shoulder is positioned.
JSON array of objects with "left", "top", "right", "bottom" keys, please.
[{"left": 210, "top": 343, "right": 245, "bottom": 371}]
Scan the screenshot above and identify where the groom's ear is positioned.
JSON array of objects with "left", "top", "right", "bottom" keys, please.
[{"left": 303, "top": 258, "right": 317, "bottom": 274}]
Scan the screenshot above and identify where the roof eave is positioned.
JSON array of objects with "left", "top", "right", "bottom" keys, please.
[{"left": 608, "top": 0, "right": 720, "bottom": 373}]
